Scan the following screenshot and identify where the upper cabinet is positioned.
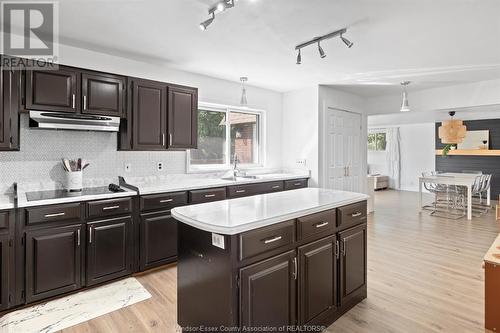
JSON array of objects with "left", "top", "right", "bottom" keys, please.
[
  {"left": 23, "top": 65, "right": 126, "bottom": 118},
  {"left": 120, "top": 78, "right": 198, "bottom": 151},
  {"left": 0, "top": 56, "right": 20, "bottom": 151},
  {"left": 168, "top": 85, "right": 197, "bottom": 149},
  {"left": 25, "top": 66, "right": 80, "bottom": 113},
  {"left": 81, "top": 72, "right": 125, "bottom": 117}
]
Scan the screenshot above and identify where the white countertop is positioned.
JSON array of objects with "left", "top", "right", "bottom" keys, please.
[
  {"left": 124, "top": 171, "right": 311, "bottom": 195},
  {"left": 171, "top": 188, "right": 369, "bottom": 235},
  {"left": 484, "top": 234, "right": 500, "bottom": 265},
  {"left": 0, "top": 194, "right": 15, "bottom": 210},
  {"left": 17, "top": 188, "right": 137, "bottom": 208}
]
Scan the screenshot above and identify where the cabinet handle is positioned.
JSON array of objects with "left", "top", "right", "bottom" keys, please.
[
  {"left": 351, "top": 212, "right": 362, "bottom": 217},
  {"left": 347, "top": 166, "right": 350, "bottom": 176},
  {"left": 271, "top": 185, "right": 280, "bottom": 189},
  {"left": 294, "top": 182, "right": 302, "bottom": 186},
  {"left": 162, "top": 133, "right": 166, "bottom": 146},
  {"left": 83, "top": 95, "right": 87, "bottom": 110},
  {"left": 44, "top": 212, "right": 65, "bottom": 218},
  {"left": 236, "top": 190, "right": 246, "bottom": 193},
  {"left": 169, "top": 133, "right": 173, "bottom": 146},
  {"left": 89, "top": 226, "right": 92, "bottom": 244},
  {"left": 315, "top": 221, "right": 329, "bottom": 228},
  {"left": 204, "top": 194, "right": 216, "bottom": 198},
  {"left": 341, "top": 240, "right": 346, "bottom": 256},
  {"left": 72, "top": 94, "right": 76, "bottom": 108},
  {"left": 102, "top": 205, "right": 120, "bottom": 211},
  {"left": 160, "top": 199, "right": 173, "bottom": 203},
  {"left": 292, "top": 257, "right": 298, "bottom": 280},
  {"left": 263, "top": 236, "right": 282, "bottom": 244},
  {"left": 77, "top": 229, "right": 80, "bottom": 246},
  {"left": 335, "top": 240, "right": 340, "bottom": 259}
]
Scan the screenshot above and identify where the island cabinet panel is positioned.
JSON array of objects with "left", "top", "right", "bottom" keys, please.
[
  {"left": 239, "top": 220, "right": 295, "bottom": 261},
  {"left": 339, "top": 223, "right": 367, "bottom": 306},
  {"left": 25, "top": 224, "right": 83, "bottom": 303},
  {"left": 25, "top": 67, "right": 80, "bottom": 113},
  {"left": 86, "top": 216, "right": 132, "bottom": 286},
  {"left": 297, "top": 209, "right": 336, "bottom": 241},
  {"left": 240, "top": 250, "right": 296, "bottom": 329},
  {"left": 139, "top": 211, "right": 178, "bottom": 270},
  {"left": 81, "top": 73, "right": 125, "bottom": 117},
  {"left": 337, "top": 201, "right": 367, "bottom": 231}
]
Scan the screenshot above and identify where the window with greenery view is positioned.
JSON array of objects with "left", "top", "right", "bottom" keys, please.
[
  {"left": 189, "top": 106, "right": 262, "bottom": 169},
  {"left": 368, "top": 132, "right": 387, "bottom": 151}
]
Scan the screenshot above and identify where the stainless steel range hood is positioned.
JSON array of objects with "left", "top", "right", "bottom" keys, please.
[{"left": 29, "top": 111, "right": 120, "bottom": 132}]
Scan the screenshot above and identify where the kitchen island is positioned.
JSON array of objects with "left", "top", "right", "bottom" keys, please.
[{"left": 172, "top": 188, "right": 369, "bottom": 332}]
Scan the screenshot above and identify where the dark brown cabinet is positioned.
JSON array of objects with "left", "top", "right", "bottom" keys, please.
[
  {"left": 82, "top": 73, "right": 125, "bottom": 117},
  {"left": 168, "top": 85, "right": 197, "bottom": 149},
  {"left": 240, "top": 250, "right": 297, "bottom": 328},
  {"left": 0, "top": 56, "right": 20, "bottom": 151},
  {"left": 139, "top": 212, "right": 177, "bottom": 271},
  {"left": 26, "top": 66, "right": 80, "bottom": 113},
  {"left": 131, "top": 79, "right": 167, "bottom": 150},
  {"left": 0, "top": 233, "right": 11, "bottom": 311},
  {"left": 298, "top": 236, "right": 337, "bottom": 325},
  {"left": 86, "top": 216, "right": 132, "bottom": 286},
  {"left": 339, "top": 223, "right": 367, "bottom": 306},
  {"left": 25, "top": 224, "right": 83, "bottom": 302}
]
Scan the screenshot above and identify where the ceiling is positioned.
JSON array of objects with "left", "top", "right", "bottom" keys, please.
[{"left": 23, "top": 0, "right": 500, "bottom": 93}]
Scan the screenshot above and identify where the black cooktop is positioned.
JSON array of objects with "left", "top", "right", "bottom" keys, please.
[{"left": 26, "top": 186, "right": 124, "bottom": 202}]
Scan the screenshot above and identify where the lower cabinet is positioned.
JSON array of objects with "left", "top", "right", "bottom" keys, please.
[
  {"left": 0, "top": 233, "right": 10, "bottom": 310},
  {"left": 298, "top": 235, "right": 337, "bottom": 325},
  {"left": 339, "top": 223, "right": 367, "bottom": 306},
  {"left": 239, "top": 250, "right": 296, "bottom": 328},
  {"left": 25, "top": 224, "right": 83, "bottom": 303},
  {"left": 86, "top": 216, "right": 132, "bottom": 286},
  {"left": 139, "top": 211, "right": 177, "bottom": 271}
]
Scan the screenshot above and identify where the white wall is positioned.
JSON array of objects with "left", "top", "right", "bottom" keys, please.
[
  {"left": 367, "top": 123, "right": 435, "bottom": 192},
  {"left": 281, "top": 87, "right": 319, "bottom": 185}
]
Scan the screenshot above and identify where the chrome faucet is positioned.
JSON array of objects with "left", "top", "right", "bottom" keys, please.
[{"left": 233, "top": 153, "right": 240, "bottom": 176}]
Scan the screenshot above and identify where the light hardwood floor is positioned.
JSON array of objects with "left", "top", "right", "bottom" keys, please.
[{"left": 62, "top": 190, "right": 499, "bottom": 333}]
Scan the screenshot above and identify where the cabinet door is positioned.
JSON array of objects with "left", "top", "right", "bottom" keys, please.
[
  {"left": 240, "top": 250, "right": 296, "bottom": 329},
  {"left": 167, "top": 85, "right": 197, "bottom": 149},
  {"left": 0, "top": 234, "right": 10, "bottom": 311},
  {"left": 139, "top": 212, "right": 177, "bottom": 271},
  {"left": 82, "top": 73, "right": 125, "bottom": 117},
  {"left": 0, "top": 60, "right": 19, "bottom": 150},
  {"left": 26, "top": 67, "right": 80, "bottom": 113},
  {"left": 132, "top": 79, "right": 167, "bottom": 150},
  {"left": 339, "top": 224, "right": 367, "bottom": 306},
  {"left": 0, "top": 60, "right": 7, "bottom": 149},
  {"left": 25, "top": 224, "right": 82, "bottom": 303},
  {"left": 87, "top": 217, "right": 132, "bottom": 286},
  {"left": 298, "top": 236, "right": 337, "bottom": 325}
]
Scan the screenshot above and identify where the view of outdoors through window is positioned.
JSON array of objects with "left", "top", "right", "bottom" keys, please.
[
  {"left": 368, "top": 132, "right": 387, "bottom": 151},
  {"left": 190, "top": 108, "right": 260, "bottom": 167}
]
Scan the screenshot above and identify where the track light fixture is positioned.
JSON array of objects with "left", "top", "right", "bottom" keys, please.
[
  {"left": 200, "top": 0, "right": 236, "bottom": 31},
  {"left": 295, "top": 28, "right": 353, "bottom": 64}
]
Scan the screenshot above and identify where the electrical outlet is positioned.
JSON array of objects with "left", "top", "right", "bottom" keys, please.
[
  {"left": 125, "top": 163, "right": 132, "bottom": 173},
  {"left": 157, "top": 162, "right": 164, "bottom": 172},
  {"left": 296, "top": 159, "right": 307, "bottom": 167}
]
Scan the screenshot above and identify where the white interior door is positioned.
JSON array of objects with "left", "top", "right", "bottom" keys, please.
[{"left": 325, "top": 108, "right": 362, "bottom": 192}]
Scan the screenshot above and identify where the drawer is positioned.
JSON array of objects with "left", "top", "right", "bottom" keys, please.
[
  {"left": 227, "top": 184, "right": 259, "bottom": 198},
  {"left": 239, "top": 220, "right": 295, "bottom": 260},
  {"left": 26, "top": 203, "right": 82, "bottom": 225},
  {"left": 189, "top": 187, "right": 227, "bottom": 204},
  {"left": 87, "top": 197, "right": 132, "bottom": 219},
  {"left": 140, "top": 192, "right": 188, "bottom": 211},
  {"left": 284, "top": 178, "right": 309, "bottom": 190},
  {"left": 0, "top": 211, "right": 9, "bottom": 230},
  {"left": 297, "top": 209, "right": 336, "bottom": 241},
  {"left": 256, "top": 181, "right": 284, "bottom": 194},
  {"left": 337, "top": 201, "right": 367, "bottom": 231}
]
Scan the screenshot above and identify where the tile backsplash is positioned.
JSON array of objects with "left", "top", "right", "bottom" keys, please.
[{"left": 0, "top": 114, "right": 187, "bottom": 193}]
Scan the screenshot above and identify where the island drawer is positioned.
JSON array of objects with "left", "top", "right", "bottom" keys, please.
[
  {"left": 337, "top": 201, "right": 367, "bottom": 231},
  {"left": 141, "top": 192, "right": 188, "bottom": 211},
  {"left": 284, "top": 179, "right": 308, "bottom": 191},
  {"left": 26, "top": 203, "right": 82, "bottom": 225},
  {"left": 297, "top": 209, "right": 336, "bottom": 241},
  {"left": 189, "top": 187, "right": 227, "bottom": 204},
  {"left": 87, "top": 197, "right": 132, "bottom": 219},
  {"left": 239, "top": 220, "right": 295, "bottom": 260},
  {"left": 0, "top": 211, "right": 8, "bottom": 230}
]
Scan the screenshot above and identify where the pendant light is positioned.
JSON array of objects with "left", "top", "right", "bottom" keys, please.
[
  {"left": 240, "top": 77, "right": 248, "bottom": 106},
  {"left": 400, "top": 81, "right": 411, "bottom": 112},
  {"left": 438, "top": 111, "right": 467, "bottom": 144}
]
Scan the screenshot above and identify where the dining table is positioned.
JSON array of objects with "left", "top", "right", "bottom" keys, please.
[{"left": 419, "top": 172, "right": 490, "bottom": 220}]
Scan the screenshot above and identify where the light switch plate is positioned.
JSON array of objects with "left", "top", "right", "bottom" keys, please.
[
  {"left": 296, "top": 159, "right": 307, "bottom": 167},
  {"left": 157, "top": 162, "right": 164, "bottom": 172}
]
